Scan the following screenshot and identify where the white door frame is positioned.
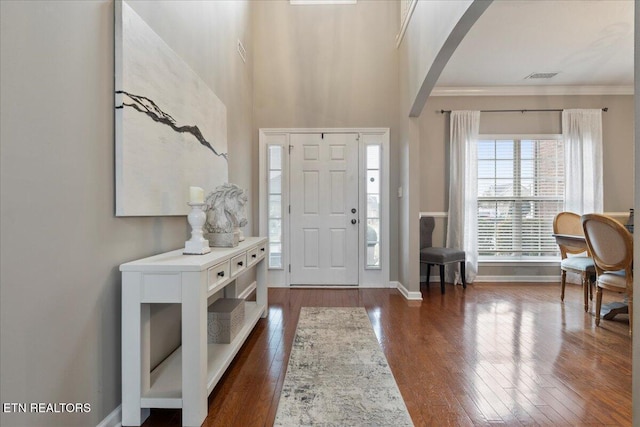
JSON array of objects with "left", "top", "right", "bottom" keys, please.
[{"left": 259, "top": 128, "right": 390, "bottom": 288}]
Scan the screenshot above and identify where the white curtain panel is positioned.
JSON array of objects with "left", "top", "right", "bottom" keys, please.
[
  {"left": 446, "top": 111, "right": 480, "bottom": 284},
  {"left": 562, "top": 109, "right": 603, "bottom": 214}
]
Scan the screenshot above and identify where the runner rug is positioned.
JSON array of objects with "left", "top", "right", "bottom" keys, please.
[{"left": 274, "top": 307, "right": 413, "bottom": 426}]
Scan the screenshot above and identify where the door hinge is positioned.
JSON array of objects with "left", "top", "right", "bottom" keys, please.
[
  {"left": 289, "top": 264, "right": 291, "bottom": 273},
  {"left": 321, "top": 133, "right": 324, "bottom": 139},
  {"left": 289, "top": 205, "right": 291, "bottom": 214},
  {"left": 289, "top": 144, "right": 293, "bottom": 153},
  {"left": 356, "top": 134, "right": 360, "bottom": 141}
]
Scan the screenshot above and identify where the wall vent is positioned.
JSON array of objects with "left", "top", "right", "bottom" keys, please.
[
  {"left": 237, "top": 39, "right": 246, "bottom": 63},
  {"left": 524, "top": 72, "right": 559, "bottom": 80}
]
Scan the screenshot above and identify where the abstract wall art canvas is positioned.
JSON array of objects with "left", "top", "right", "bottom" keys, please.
[{"left": 115, "top": 0, "right": 228, "bottom": 216}]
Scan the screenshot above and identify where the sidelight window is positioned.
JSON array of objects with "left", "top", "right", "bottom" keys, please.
[
  {"left": 268, "top": 145, "right": 283, "bottom": 268},
  {"left": 365, "top": 144, "right": 381, "bottom": 268}
]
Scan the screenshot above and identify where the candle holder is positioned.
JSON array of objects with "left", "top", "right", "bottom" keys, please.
[{"left": 184, "top": 202, "right": 211, "bottom": 255}]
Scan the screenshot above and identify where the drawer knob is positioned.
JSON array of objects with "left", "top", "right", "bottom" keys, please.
[
  {"left": 252, "top": 254, "right": 257, "bottom": 258},
  {"left": 261, "top": 248, "right": 265, "bottom": 252},
  {"left": 217, "top": 271, "right": 225, "bottom": 277},
  {"left": 237, "top": 261, "right": 244, "bottom": 266}
]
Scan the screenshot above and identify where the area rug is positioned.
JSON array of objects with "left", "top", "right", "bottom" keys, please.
[{"left": 274, "top": 307, "right": 413, "bottom": 426}]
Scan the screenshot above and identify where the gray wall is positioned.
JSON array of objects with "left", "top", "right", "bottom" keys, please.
[
  {"left": 0, "top": 1, "right": 253, "bottom": 426},
  {"left": 397, "top": 0, "right": 481, "bottom": 292},
  {"left": 402, "top": 0, "right": 473, "bottom": 114},
  {"left": 252, "top": 0, "right": 400, "bottom": 280},
  {"left": 419, "top": 94, "right": 634, "bottom": 278}
]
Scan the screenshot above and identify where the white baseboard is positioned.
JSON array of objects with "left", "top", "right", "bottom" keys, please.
[
  {"left": 474, "top": 275, "right": 559, "bottom": 283},
  {"left": 289, "top": 285, "right": 359, "bottom": 289},
  {"left": 96, "top": 405, "right": 121, "bottom": 427},
  {"left": 270, "top": 282, "right": 395, "bottom": 289},
  {"left": 358, "top": 281, "right": 395, "bottom": 288},
  {"left": 393, "top": 281, "right": 423, "bottom": 301},
  {"left": 422, "top": 274, "right": 560, "bottom": 283},
  {"left": 239, "top": 281, "right": 257, "bottom": 299},
  {"left": 267, "top": 282, "right": 288, "bottom": 288}
]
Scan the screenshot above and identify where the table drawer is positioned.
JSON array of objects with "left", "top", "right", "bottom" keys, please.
[
  {"left": 246, "top": 246, "right": 259, "bottom": 267},
  {"left": 208, "top": 260, "right": 230, "bottom": 291},
  {"left": 230, "top": 252, "right": 247, "bottom": 277},
  {"left": 257, "top": 241, "right": 267, "bottom": 260}
]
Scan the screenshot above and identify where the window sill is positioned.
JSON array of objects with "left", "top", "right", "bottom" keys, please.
[{"left": 479, "top": 258, "right": 560, "bottom": 267}]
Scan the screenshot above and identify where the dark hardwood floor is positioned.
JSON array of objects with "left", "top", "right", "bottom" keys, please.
[{"left": 142, "top": 282, "right": 632, "bottom": 426}]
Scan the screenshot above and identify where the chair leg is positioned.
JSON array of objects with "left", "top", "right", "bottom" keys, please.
[
  {"left": 560, "top": 270, "right": 567, "bottom": 301},
  {"left": 582, "top": 273, "right": 589, "bottom": 312},
  {"left": 460, "top": 261, "right": 466, "bottom": 289},
  {"left": 595, "top": 286, "right": 602, "bottom": 326},
  {"left": 425, "top": 264, "right": 431, "bottom": 289},
  {"left": 439, "top": 265, "right": 445, "bottom": 294}
]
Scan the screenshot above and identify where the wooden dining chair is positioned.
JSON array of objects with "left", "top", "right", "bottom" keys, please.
[
  {"left": 553, "top": 212, "right": 595, "bottom": 311},
  {"left": 582, "top": 213, "right": 633, "bottom": 336}
]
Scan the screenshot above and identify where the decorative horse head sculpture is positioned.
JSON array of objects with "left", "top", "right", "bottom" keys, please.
[{"left": 204, "top": 183, "right": 248, "bottom": 234}]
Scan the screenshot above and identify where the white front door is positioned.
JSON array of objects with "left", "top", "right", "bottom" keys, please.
[{"left": 289, "top": 133, "right": 359, "bottom": 285}]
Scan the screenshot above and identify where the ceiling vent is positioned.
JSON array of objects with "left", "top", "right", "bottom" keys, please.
[{"left": 525, "top": 72, "right": 559, "bottom": 80}]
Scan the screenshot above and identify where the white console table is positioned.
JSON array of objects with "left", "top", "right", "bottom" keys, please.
[{"left": 120, "top": 237, "right": 268, "bottom": 427}]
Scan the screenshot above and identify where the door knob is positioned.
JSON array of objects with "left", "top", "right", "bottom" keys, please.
[{"left": 351, "top": 219, "right": 357, "bottom": 224}]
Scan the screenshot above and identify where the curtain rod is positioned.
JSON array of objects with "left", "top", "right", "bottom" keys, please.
[{"left": 439, "top": 107, "right": 608, "bottom": 114}]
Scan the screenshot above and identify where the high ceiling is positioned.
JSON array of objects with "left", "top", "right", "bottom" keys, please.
[{"left": 434, "top": 0, "right": 634, "bottom": 92}]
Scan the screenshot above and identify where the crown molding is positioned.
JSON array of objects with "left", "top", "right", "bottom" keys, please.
[
  {"left": 430, "top": 85, "right": 634, "bottom": 97},
  {"left": 395, "top": 0, "right": 418, "bottom": 48}
]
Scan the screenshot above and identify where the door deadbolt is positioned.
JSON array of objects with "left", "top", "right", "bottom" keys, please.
[{"left": 351, "top": 208, "right": 357, "bottom": 213}]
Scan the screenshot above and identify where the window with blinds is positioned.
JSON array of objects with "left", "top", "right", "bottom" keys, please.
[{"left": 477, "top": 137, "right": 564, "bottom": 258}]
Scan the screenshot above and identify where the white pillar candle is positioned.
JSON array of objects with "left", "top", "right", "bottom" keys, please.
[{"left": 189, "top": 186, "right": 204, "bottom": 204}]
